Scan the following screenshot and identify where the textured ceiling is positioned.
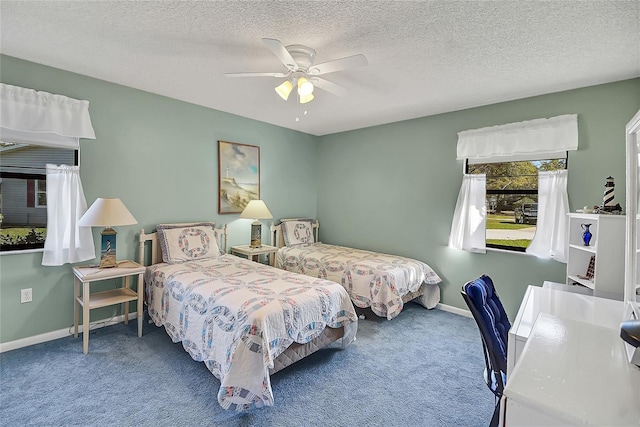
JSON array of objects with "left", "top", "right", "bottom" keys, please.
[{"left": 1, "top": 1, "right": 639, "bottom": 136}]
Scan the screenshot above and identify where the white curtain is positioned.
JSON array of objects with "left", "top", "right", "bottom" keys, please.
[
  {"left": 526, "top": 170, "right": 569, "bottom": 262},
  {"left": 457, "top": 114, "right": 578, "bottom": 162},
  {"left": 0, "top": 83, "right": 95, "bottom": 148},
  {"left": 449, "top": 174, "right": 486, "bottom": 253},
  {"left": 42, "top": 164, "right": 95, "bottom": 266}
]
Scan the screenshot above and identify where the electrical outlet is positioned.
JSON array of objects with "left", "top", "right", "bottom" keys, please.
[{"left": 20, "top": 288, "right": 32, "bottom": 303}]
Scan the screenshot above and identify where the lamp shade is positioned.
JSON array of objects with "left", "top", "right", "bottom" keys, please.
[
  {"left": 299, "top": 93, "right": 314, "bottom": 104},
  {"left": 275, "top": 80, "right": 293, "bottom": 100},
  {"left": 79, "top": 198, "right": 137, "bottom": 227},
  {"left": 297, "top": 77, "right": 314, "bottom": 96},
  {"left": 240, "top": 200, "right": 273, "bottom": 220}
]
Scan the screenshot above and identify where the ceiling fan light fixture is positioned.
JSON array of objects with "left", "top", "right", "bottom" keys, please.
[
  {"left": 299, "top": 93, "right": 314, "bottom": 104},
  {"left": 231, "top": 39, "right": 367, "bottom": 105},
  {"left": 275, "top": 80, "right": 293, "bottom": 100},
  {"left": 297, "top": 77, "right": 314, "bottom": 96}
]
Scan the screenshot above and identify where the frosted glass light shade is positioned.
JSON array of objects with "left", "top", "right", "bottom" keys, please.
[
  {"left": 297, "top": 77, "right": 314, "bottom": 96},
  {"left": 79, "top": 198, "right": 137, "bottom": 227},
  {"left": 240, "top": 200, "right": 273, "bottom": 220},
  {"left": 275, "top": 81, "right": 294, "bottom": 100},
  {"left": 299, "top": 93, "right": 314, "bottom": 104}
]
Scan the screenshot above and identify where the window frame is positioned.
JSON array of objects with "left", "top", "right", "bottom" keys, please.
[
  {"left": 465, "top": 154, "right": 568, "bottom": 253},
  {"left": 0, "top": 146, "right": 79, "bottom": 253},
  {"left": 35, "top": 179, "right": 47, "bottom": 208}
]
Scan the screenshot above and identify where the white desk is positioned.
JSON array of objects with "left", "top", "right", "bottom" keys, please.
[
  {"left": 504, "top": 312, "right": 640, "bottom": 426},
  {"left": 507, "top": 285, "right": 626, "bottom": 375}
]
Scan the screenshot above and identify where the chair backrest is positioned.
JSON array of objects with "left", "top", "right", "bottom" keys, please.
[{"left": 461, "top": 275, "right": 511, "bottom": 391}]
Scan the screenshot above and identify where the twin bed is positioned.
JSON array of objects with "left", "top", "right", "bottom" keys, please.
[
  {"left": 271, "top": 219, "right": 442, "bottom": 320},
  {"left": 138, "top": 222, "right": 357, "bottom": 411},
  {"left": 138, "top": 219, "right": 441, "bottom": 411}
]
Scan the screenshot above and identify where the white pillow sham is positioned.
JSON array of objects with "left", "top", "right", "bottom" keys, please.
[
  {"left": 157, "top": 225, "right": 221, "bottom": 263},
  {"left": 157, "top": 222, "right": 224, "bottom": 256},
  {"left": 157, "top": 222, "right": 216, "bottom": 229},
  {"left": 281, "top": 219, "right": 315, "bottom": 246}
]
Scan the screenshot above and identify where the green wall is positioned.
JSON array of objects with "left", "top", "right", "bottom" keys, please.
[
  {"left": 1, "top": 54, "right": 638, "bottom": 345},
  {"left": 316, "top": 79, "right": 640, "bottom": 318},
  {"left": 0, "top": 55, "right": 318, "bottom": 343}
]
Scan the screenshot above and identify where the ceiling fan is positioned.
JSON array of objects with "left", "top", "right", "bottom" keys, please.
[{"left": 225, "top": 38, "right": 368, "bottom": 104}]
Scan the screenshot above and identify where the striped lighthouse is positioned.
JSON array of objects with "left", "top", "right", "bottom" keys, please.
[{"left": 602, "top": 176, "right": 615, "bottom": 208}]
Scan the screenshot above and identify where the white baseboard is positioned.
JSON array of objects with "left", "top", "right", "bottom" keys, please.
[
  {"left": 2, "top": 303, "right": 471, "bottom": 353},
  {"left": 0, "top": 312, "right": 140, "bottom": 353},
  {"left": 435, "top": 302, "right": 472, "bottom": 318}
]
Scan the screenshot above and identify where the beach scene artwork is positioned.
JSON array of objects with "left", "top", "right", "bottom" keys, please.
[{"left": 218, "top": 141, "right": 260, "bottom": 214}]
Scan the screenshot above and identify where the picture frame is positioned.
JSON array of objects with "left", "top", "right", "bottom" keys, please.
[{"left": 218, "top": 140, "right": 260, "bottom": 214}]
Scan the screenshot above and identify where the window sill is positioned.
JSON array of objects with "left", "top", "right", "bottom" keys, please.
[
  {"left": 0, "top": 248, "right": 44, "bottom": 256},
  {"left": 485, "top": 246, "right": 533, "bottom": 257}
]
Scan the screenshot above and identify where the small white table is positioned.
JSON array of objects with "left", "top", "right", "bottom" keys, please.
[
  {"left": 231, "top": 244, "right": 277, "bottom": 266},
  {"left": 504, "top": 312, "right": 640, "bottom": 426},
  {"left": 73, "top": 260, "right": 146, "bottom": 354}
]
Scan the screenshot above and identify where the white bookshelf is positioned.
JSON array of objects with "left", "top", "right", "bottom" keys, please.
[
  {"left": 636, "top": 215, "right": 640, "bottom": 299},
  {"left": 566, "top": 213, "right": 626, "bottom": 300}
]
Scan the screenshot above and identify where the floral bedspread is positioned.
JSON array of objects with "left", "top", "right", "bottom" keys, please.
[
  {"left": 276, "top": 243, "right": 442, "bottom": 319},
  {"left": 145, "top": 254, "right": 357, "bottom": 411}
]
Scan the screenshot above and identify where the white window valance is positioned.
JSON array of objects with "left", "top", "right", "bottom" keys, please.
[
  {"left": 0, "top": 83, "right": 95, "bottom": 149},
  {"left": 457, "top": 114, "right": 578, "bottom": 163}
]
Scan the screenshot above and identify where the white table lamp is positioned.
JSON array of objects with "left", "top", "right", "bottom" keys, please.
[
  {"left": 79, "top": 198, "right": 137, "bottom": 268},
  {"left": 240, "top": 200, "right": 273, "bottom": 248}
]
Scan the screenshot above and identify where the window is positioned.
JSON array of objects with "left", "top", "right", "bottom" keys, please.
[
  {"left": 35, "top": 179, "right": 47, "bottom": 207},
  {"left": 0, "top": 142, "right": 77, "bottom": 251},
  {"left": 450, "top": 114, "right": 576, "bottom": 257},
  {"left": 467, "top": 157, "right": 567, "bottom": 252}
]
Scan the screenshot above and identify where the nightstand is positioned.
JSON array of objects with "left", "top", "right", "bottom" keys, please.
[
  {"left": 231, "top": 244, "right": 277, "bottom": 266},
  {"left": 72, "top": 260, "right": 146, "bottom": 354}
]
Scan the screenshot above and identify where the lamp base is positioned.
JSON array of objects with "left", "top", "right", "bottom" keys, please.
[
  {"left": 100, "top": 227, "right": 117, "bottom": 268},
  {"left": 250, "top": 221, "right": 262, "bottom": 248}
]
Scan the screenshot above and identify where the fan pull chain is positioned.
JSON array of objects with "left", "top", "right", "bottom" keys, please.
[{"left": 295, "top": 93, "right": 308, "bottom": 122}]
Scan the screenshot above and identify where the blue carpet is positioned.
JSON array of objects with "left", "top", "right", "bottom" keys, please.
[{"left": 0, "top": 303, "right": 493, "bottom": 426}]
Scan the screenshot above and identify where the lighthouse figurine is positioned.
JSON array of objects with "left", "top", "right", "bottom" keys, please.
[{"left": 600, "top": 176, "right": 622, "bottom": 214}]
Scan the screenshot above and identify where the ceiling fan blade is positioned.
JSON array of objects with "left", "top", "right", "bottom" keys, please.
[
  {"left": 225, "top": 72, "right": 289, "bottom": 78},
  {"left": 262, "top": 38, "right": 298, "bottom": 71},
  {"left": 312, "top": 77, "right": 348, "bottom": 97},
  {"left": 308, "top": 54, "right": 367, "bottom": 75}
]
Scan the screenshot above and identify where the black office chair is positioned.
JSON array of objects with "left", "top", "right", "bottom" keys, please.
[{"left": 461, "top": 275, "right": 511, "bottom": 427}]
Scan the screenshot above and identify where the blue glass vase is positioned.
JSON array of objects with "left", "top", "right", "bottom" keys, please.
[{"left": 581, "top": 223, "right": 593, "bottom": 246}]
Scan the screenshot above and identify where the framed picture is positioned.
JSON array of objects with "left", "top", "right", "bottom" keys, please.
[{"left": 218, "top": 140, "right": 260, "bottom": 214}]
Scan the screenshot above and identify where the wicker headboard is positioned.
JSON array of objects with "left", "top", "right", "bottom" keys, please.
[
  {"left": 138, "top": 224, "right": 228, "bottom": 266},
  {"left": 270, "top": 219, "right": 319, "bottom": 248}
]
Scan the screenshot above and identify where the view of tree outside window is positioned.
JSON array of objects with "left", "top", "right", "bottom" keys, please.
[
  {"left": 467, "top": 158, "right": 567, "bottom": 251},
  {"left": 0, "top": 142, "right": 76, "bottom": 251}
]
